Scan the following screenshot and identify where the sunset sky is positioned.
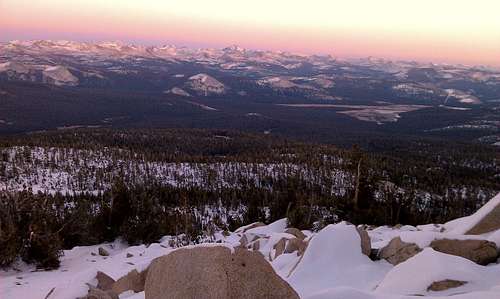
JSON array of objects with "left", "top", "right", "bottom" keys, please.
[{"left": 1, "top": 0, "right": 499, "bottom": 66}]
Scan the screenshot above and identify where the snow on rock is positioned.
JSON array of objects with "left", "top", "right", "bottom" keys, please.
[
  {"left": 487, "top": 229, "right": 500, "bottom": 247},
  {"left": 0, "top": 61, "right": 31, "bottom": 73},
  {"left": 272, "top": 252, "right": 302, "bottom": 279},
  {"left": 307, "top": 286, "right": 396, "bottom": 299},
  {"left": 186, "top": 73, "right": 226, "bottom": 95},
  {"left": 308, "top": 287, "right": 500, "bottom": 299},
  {"left": 445, "top": 193, "right": 500, "bottom": 234},
  {"left": 287, "top": 222, "right": 391, "bottom": 297},
  {"left": 444, "top": 89, "right": 482, "bottom": 104},
  {"left": 166, "top": 87, "right": 191, "bottom": 97},
  {"left": 375, "top": 248, "right": 500, "bottom": 297},
  {"left": 256, "top": 232, "right": 296, "bottom": 260},
  {"left": 313, "top": 77, "right": 335, "bottom": 89},
  {"left": 244, "top": 218, "right": 287, "bottom": 236},
  {"left": 234, "top": 221, "right": 265, "bottom": 234},
  {"left": 42, "top": 65, "right": 79, "bottom": 86},
  {"left": 394, "top": 231, "right": 485, "bottom": 249},
  {"left": 257, "top": 76, "right": 297, "bottom": 89}
]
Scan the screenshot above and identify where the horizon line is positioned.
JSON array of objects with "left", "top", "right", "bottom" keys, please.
[{"left": 2, "top": 38, "right": 498, "bottom": 70}]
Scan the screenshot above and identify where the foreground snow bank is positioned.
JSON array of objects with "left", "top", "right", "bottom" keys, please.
[
  {"left": 2, "top": 192, "right": 500, "bottom": 299},
  {"left": 288, "top": 222, "right": 391, "bottom": 297},
  {"left": 376, "top": 248, "right": 500, "bottom": 296},
  {"left": 0, "top": 239, "right": 167, "bottom": 299}
]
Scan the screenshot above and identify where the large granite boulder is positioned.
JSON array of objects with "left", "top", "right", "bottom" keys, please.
[
  {"left": 430, "top": 239, "right": 498, "bottom": 265},
  {"left": 145, "top": 246, "right": 299, "bottom": 299}
]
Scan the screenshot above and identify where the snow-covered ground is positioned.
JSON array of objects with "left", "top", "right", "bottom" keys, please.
[
  {"left": 0, "top": 146, "right": 352, "bottom": 196},
  {"left": 2, "top": 193, "right": 500, "bottom": 299}
]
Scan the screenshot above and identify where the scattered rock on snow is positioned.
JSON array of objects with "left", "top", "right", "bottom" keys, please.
[
  {"left": 285, "top": 228, "right": 306, "bottom": 240},
  {"left": 111, "top": 269, "right": 147, "bottom": 295},
  {"left": 273, "top": 238, "right": 287, "bottom": 260},
  {"left": 98, "top": 247, "right": 109, "bottom": 257},
  {"left": 356, "top": 227, "right": 371, "bottom": 256},
  {"left": 250, "top": 238, "right": 263, "bottom": 251},
  {"left": 284, "top": 238, "right": 307, "bottom": 256},
  {"left": 145, "top": 246, "right": 299, "bottom": 299},
  {"left": 430, "top": 239, "right": 498, "bottom": 265},
  {"left": 96, "top": 271, "right": 115, "bottom": 291},
  {"left": 427, "top": 279, "right": 467, "bottom": 292},
  {"left": 238, "top": 234, "right": 259, "bottom": 248},
  {"left": 79, "top": 284, "right": 118, "bottom": 299},
  {"left": 379, "top": 237, "right": 422, "bottom": 265},
  {"left": 235, "top": 222, "right": 266, "bottom": 234}
]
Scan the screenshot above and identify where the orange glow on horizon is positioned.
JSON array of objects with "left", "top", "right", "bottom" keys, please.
[{"left": 1, "top": 0, "right": 499, "bottom": 66}]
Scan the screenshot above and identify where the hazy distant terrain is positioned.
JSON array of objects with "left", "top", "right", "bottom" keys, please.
[{"left": 0, "top": 40, "right": 499, "bottom": 146}]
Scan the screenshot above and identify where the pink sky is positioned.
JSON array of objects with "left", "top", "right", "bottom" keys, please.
[{"left": 1, "top": 0, "right": 499, "bottom": 66}]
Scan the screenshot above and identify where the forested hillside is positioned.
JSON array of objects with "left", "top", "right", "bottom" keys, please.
[{"left": 0, "top": 128, "right": 498, "bottom": 268}]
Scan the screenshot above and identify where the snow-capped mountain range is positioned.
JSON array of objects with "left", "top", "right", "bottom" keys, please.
[
  {"left": 0, "top": 40, "right": 335, "bottom": 67},
  {"left": 2, "top": 40, "right": 499, "bottom": 76},
  {"left": 2, "top": 40, "right": 499, "bottom": 100}
]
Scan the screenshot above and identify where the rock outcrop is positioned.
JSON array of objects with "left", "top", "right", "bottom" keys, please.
[
  {"left": 42, "top": 66, "right": 79, "bottom": 86},
  {"left": 186, "top": 73, "right": 226, "bottom": 95},
  {"left": 145, "top": 246, "right": 299, "bottom": 299}
]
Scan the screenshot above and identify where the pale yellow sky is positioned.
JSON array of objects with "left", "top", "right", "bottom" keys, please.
[{"left": 1, "top": 0, "right": 499, "bottom": 65}]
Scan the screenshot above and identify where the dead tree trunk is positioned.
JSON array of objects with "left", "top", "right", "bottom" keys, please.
[{"left": 353, "top": 158, "right": 362, "bottom": 210}]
